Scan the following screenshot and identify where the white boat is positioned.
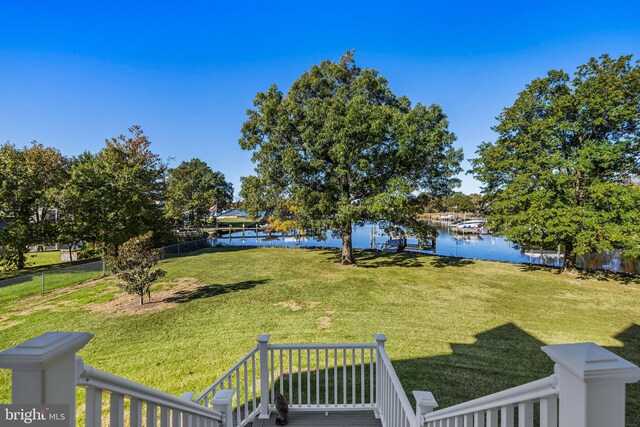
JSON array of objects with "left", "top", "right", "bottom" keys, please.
[{"left": 454, "top": 220, "right": 486, "bottom": 230}]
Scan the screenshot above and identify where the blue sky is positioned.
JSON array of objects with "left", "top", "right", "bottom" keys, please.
[{"left": 1, "top": 1, "right": 639, "bottom": 195}]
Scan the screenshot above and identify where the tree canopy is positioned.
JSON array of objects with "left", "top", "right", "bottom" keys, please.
[
  {"left": 165, "top": 158, "right": 233, "bottom": 226},
  {"left": 240, "top": 51, "right": 463, "bottom": 264},
  {"left": 0, "top": 143, "right": 68, "bottom": 269},
  {"left": 472, "top": 54, "right": 640, "bottom": 271}
]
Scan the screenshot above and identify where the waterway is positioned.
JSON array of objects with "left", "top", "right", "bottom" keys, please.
[{"left": 211, "top": 223, "right": 638, "bottom": 274}]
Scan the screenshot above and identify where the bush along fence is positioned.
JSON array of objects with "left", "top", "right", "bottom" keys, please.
[{"left": 0, "top": 238, "right": 212, "bottom": 297}]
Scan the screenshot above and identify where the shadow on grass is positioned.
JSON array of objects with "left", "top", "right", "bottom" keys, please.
[
  {"left": 165, "top": 279, "right": 270, "bottom": 303},
  {"left": 429, "top": 256, "right": 475, "bottom": 269},
  {"left": 518, "top": 264, "right": 563, "bottom": 274},
  {"left": 266, "top": 323, "right": 640, "bottom": 425},
  {"left": 518, "top": 263, "right": 640, "bottom": 284}
]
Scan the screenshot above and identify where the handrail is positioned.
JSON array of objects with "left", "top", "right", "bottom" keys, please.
[
  {"left": 377, "top": 345, "right": 417, "bottom": 427},
  {"left": 269, "top": 343, "right": 376, "bottom": 350},
  {"left": 195, "top": 345, "right": 259, "bottom": 403},
  {"left": 78, "top": 362, "right": 224, "bottom": 421},
  {"left": 423, "top": 374, "right": 558, "bottom": 422}
]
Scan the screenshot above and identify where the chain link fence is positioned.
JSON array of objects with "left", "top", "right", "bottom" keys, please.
[
  {"left": 0, "top": 238, "right": 213, "bottom": 299},
  {"left": 160, "top": 238, "right": 212, "bottom": 259}
]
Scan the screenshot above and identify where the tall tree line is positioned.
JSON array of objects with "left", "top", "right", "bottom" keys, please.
[{"left": 0, "top": 126, "right": 232, "bottom": 270}]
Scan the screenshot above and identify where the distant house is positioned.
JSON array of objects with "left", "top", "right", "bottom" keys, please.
[{"left": 216, "top": 209, "right": 249, "bottom": 219}]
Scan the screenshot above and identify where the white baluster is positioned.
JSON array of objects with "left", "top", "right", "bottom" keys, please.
[
  {"left": 244, "top": 361, "right": 249, "bottom": 419},
  {"left": 288, "top": 350, "right": 293, "bottom": 406},
  {"left": 307, "top": 349, "right": 312, "bottom": 406},
  {"left": 110, "top": 393, "right": 125, "bottom": 427},
  {"left": 500, "top": 406, "right": 513, "bottom": 427},
  {"left": 147, "top": 402, "right": 158, "bottom": 427},
  {"left": 361, "top": 348, "right": 365, "bottom": 406},
  {"left": 182, "top": 412, "right": 191, "bottom": 427},
  {"left": 486, "top": 409, "right": 497, "bottom": 427},
  {"left": 316, "top": 348, "right": 320, "bottom": 406},
  {"left": 518, "top": 402, "right": 533, "bottom": 427},
  {"left": 130, "top": 398, "right": 142, "bottom": 427},
  {"left": 473, "top": 411, "right": 484, "bottom": 427},
  {"left": 159, "top": 407, "right": 170, "bottom": 427},
  {"left": 86, "top": 386, "right": 103, "bottom": 427},
  {"left": 325, "top": 349, "right": 329, "bottom": 406},
  {"left": 352, "top": 348, "right": 356, "bottom": 406},
  {"left": 539, "top": 396, "right": 557, "bottom": 427},
  {"left": 463, "top": 413, "right": 473, "bottom": 426},
  {"left": 171, "top": 409, "right": 181, "bottom": 427},
  {"left": 298, "top": 349, "right": 302, "bottom": 406}
]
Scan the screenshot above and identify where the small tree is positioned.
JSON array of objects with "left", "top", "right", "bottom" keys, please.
[{"left": 105, "top": 232, "right": 166, "bottom": 304}]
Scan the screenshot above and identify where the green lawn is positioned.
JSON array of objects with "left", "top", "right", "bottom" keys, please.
[
  {"left": 0, "top": 251, "right": 100, "bottom": 281},
  {"left": 0, "top": 247, "right": 639, "bottom": 423},
  {"left": 0, "top": 251, "right": 63, "bottom": 279}
]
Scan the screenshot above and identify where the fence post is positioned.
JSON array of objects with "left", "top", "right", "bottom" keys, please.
[
  {"left": 258, "top": 334, "right": 271, "bottom": 419},
  {"left": 374, "top": 333, "right": 387, "bottom": 417},
  {"left": 41, "top": 271, "right": 45, "bottom": 294},
  {"left": 0, "top": 332, "right": 93, "bottom": 427},
  {"left": 542, "top": 342, "right": 640, "bottom": 427},
  {"left": 102, "top": 259, "right": 106, "bottom": 277},
  {"left": 212, "top": 390, "right": 235, "bottom": 426}
]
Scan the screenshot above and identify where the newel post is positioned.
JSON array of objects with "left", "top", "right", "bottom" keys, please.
[
  {"left": 412, "top": 391, "right": 438, "bottom": 421},
  {"left": 0, "top": 332, "right": 93, "bottom": 427},
  {"left": 258, "top": 334, "right": 271, "bottom": 419},
  {"left": 542, "top": 342, "right": 640, "bottom": 427},
  {"left": 374, "top": 333, "right": 387, "bottom": 415},
  {"left": 212, "top": 389, "right": 235, "bottom": 426}
]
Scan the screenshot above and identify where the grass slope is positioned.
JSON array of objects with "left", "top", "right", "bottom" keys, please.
[{"left": 0, "top": 247, "right": 638, "bottom": 422}]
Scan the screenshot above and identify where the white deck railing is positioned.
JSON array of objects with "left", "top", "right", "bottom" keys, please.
[
  {"left": 1, "top": 333, "right": 639, "bottom": 427},
  {"left": 194, "top": 334, "right": 411, "bottom": 426},
  {"left": 195, "top": 345, "right": 260, "bottom": 427},
  {"left": 422, "top": 375, "right": 558, "bottom": 427},
  {"left": 375, "top": 335, "right": 418, "bottom": 427},
  {"left": 77, "top": 357, "right": 226, "bottom": 427}
]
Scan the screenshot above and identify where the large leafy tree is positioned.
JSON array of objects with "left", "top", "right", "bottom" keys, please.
[
  {"left": 165, "top": 158, "right": 233, "bottom": 226},
  {"left": 0, "top": 143, "right": 68, "bottom": 269},
  {"left": 240, "top": 51, "right": 463, "bottom": 264},
  {"left": 472, "top": 54, "right": 640, "bottom": 271},
  {"left": 57, "top": 152, "right": 106, "bottom": 258},
  {"left": 61, "top": 127, "right": 169, "bottom": 256}
]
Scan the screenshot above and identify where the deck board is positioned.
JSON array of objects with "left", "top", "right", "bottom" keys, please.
[{"left": 251, "top": 411, "right": 382, "bottom": 426}]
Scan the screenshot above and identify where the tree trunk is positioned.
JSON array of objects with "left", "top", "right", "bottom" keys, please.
[
  {"left": 17, "top": 251, "right": 26, "bottom": 270},
  {"left": 563, "top": 242, "right": 578, "bottom": 273},
  {"left": 341, "top": 224, "right": 355, "bottom": 265},
  {"left": 68, "top": 246, "right": 73, "bottom": 263},
  {"left": 140, "top": 294, "right": 144, "bottom": 305},
  {"left": 147, "top": 289, "right": 151, "bottom": 303}
]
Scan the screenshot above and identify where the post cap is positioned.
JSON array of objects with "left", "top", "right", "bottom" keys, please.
[
  {"left": 257, "top": 334, "right": 271, "bottom": 344},
  {"left": 181, "top": 392, "right": 196, "bottom": 401},
  {"left": 212, "top": 389, "right": 235, "bottom": 405},
  {"left": 374, "top": 334, "right": 387, "bottom": 343},
  {"left": 0, "top": 332, "right": 93, "bottom": 370},
  {"left": 542, "top": 342, "right": 640, "bottom": 383},
  {"left": 412, "top": 391, "right": 438, "bottom": 409}
]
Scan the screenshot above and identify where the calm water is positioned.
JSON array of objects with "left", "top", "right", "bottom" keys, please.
[{"left": 211, "top": 223, "right": 638, "bottom": 274}]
